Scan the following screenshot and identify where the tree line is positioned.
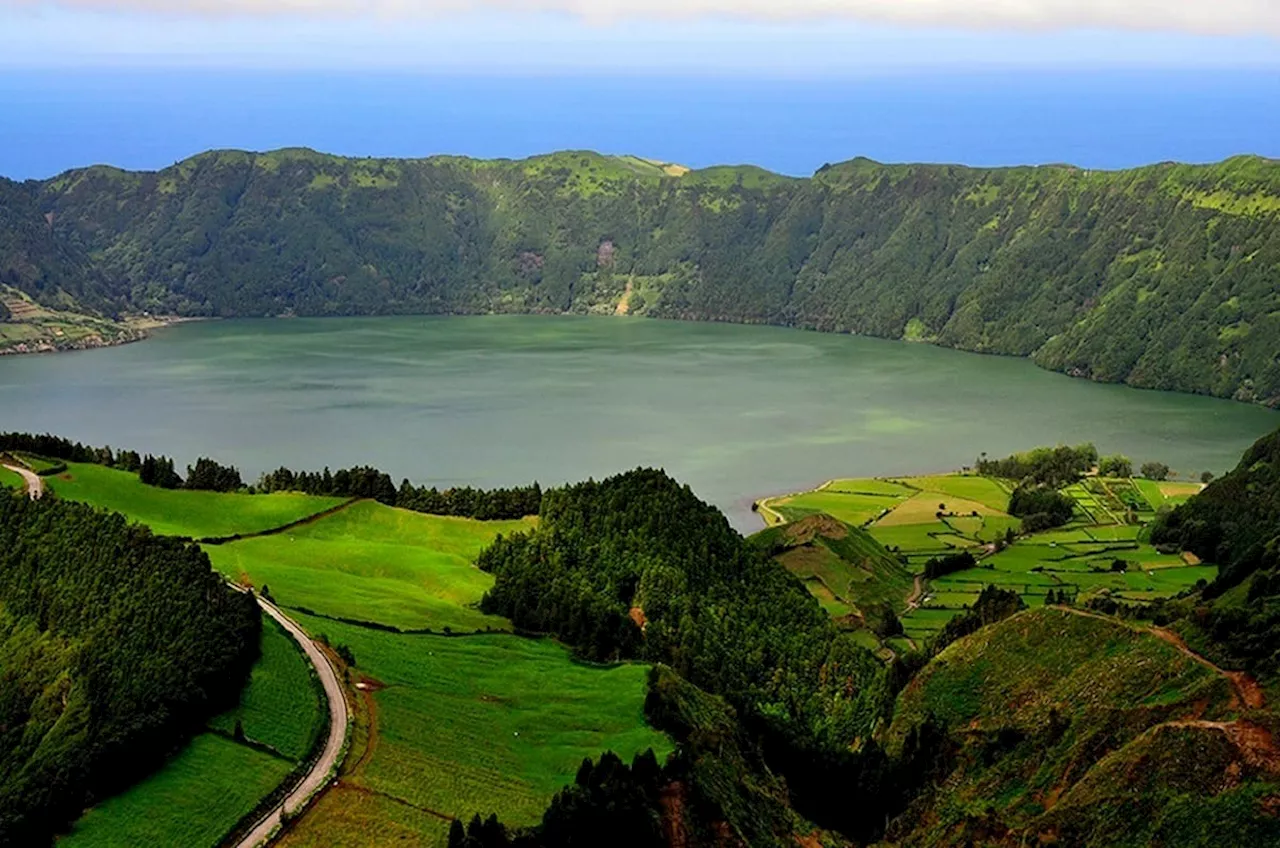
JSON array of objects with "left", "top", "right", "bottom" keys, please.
[{"left": 256, "top": 465, "right": 542, "bottom": 520}]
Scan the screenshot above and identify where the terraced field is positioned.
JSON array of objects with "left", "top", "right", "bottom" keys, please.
[{"left": 761, "top": 473, "right": 1215, "bottom": 642}]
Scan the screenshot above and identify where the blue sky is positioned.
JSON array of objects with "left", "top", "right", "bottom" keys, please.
[
  {"left": 2, "top": 3, "right": 1278, "bottom": 74},
  {"left": 1, "top": 3, "right": 1278, "bottom": 178}
]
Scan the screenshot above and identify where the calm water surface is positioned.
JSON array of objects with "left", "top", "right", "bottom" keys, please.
[{"left": 1, "top": 316, "right": 1275, "bottom": 530}]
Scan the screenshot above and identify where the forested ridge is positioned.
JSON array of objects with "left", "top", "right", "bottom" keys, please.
[
  {"left": 1, "top": 149, "right": 1278, "bottom": 402},
  {"left": 0, "top": 494, "right": 260, "bottom": 845}
]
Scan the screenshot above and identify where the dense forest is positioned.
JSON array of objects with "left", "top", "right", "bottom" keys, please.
[
  {"left": 0, "top": 494, "right": 260, "bottom": 845},
  {"left": 1, "top": 150, "right": 1278, "bottom": 403},
  {"left": 476, "top": 469, "right": 940, "bottom": 839}
]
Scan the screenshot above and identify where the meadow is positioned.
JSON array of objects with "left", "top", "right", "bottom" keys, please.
[
  {"left": 0, "top": 467, "right": 22, "bottom": 490},
  {"left": 208, "top": 616, "right": 325, "bottom": 760},
  {"left": 204, "top": 500, "right": 533, "bottom": 632},
  {"left": 280, "top": 614, "right": 672, "bottom": 848},
  {"left": 58, "top": 735, "right": 292, "bottom": 848},
  {"left": 59, "top": 616, "right": 324, "bottom": 846},
  {"left": 47, "top": 462, "right": 348, "bottom": 539}
]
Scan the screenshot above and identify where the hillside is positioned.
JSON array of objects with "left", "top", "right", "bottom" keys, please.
[
  {"left": 0, "top": 494, "right": 261, "bottom": 846},
  {"left": 1, "top": 149, "right": 1278, "bottom": 402},
  {"left": 883, "top": 607, "right": 1278, "bottom": 847}
]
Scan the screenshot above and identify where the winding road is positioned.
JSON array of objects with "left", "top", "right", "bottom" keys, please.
[
  {"left": 232, "top": 596, "right": 350, "bottom": 848},
  {"left": 3, "top": 463, "right": 43, "bottom": 499}
]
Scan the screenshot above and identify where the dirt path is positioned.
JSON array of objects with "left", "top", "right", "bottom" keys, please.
[
  {"left": 3, "top": 463, "right": 43, "bottom": 499},
  {"left": 1054, "top": 605, "right": 1265, "bottom": 712},
  {"left": 1049, "top": 605, "right": 1279, "bottom": 777},
  {"left": 233, "top": 596, "right": 350, "bottom": 848},
  {"left": 615, "top": 277, "right": 634, "bottom": 315},
  {"left": 905, "top": 575, "right": 925, "bottom": 611}
]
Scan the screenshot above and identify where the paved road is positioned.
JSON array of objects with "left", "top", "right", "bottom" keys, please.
[
  {"left": 3, "top": 464, "right": 43, "bottom": 499},
  {"left": 233, "top": 597, "right": 350, "bottom": 848}
]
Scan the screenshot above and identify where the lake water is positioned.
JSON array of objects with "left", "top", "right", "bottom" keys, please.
[{"left": 1, "top": 316, "right": 1275, "bottom": 530}]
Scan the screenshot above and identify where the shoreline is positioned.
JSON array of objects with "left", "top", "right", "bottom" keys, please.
[{"left": 0, "top": 315, "right": 203, "bottom": 357}]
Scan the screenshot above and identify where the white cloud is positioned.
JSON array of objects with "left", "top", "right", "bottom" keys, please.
[{"left": 7, "top": 0, "right": 1280, "bottom": 37}]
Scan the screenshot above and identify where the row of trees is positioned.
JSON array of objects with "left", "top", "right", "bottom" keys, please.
[
  {"left": 975, "top": 444, "right": 1098, "bottom": 487},
  {"left": 255, "top": 465, "right": 542, "bottom": 520},
  {"left": 0, "top": 495, "right": 260, "bottom": 845}
]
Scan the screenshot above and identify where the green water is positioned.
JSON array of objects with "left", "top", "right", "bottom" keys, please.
[{"left": 1, "top": 316, "right": 1274, "bottom": 530}]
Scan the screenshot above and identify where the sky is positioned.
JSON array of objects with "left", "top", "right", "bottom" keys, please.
[
  {"left": 0, "top": 2, "right": 1278, "bottom": 177},
  {"left": 3, "top": 1, "right": 1279, "bottom": 73}
]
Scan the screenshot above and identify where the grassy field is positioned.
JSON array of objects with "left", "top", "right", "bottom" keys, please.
[
  {"left": 60, "top": 604, "right": 325, "bottom": 847},
  {"left": 205, "top": 501, "right": 532, "bottom": 632},
  {"left": 0, "top": 467, "right": 23, "bottom": 490},
  {"left": 209, "top": 616, "right": 324, "bottom": 760},
  {"left": 281, "top": 614, "right": 671, "bottom": 847},
  {"left": 47, "top": 462, "right": 348, "bottom": 538},
  {"left": 58, "top": 729, "right": 292, "bottom": 848}
]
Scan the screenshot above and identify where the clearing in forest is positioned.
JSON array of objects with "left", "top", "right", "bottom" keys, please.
[{"left": 204, "top": 500, "right": 532, "bottom": 633}]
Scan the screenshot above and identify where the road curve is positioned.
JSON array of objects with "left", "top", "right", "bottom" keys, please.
[
  {"left": 234, "top": 597, "right": 349, "bottom": 848},
  {"left": 3, "top": 463, "right": 43, "bottom": 499}
]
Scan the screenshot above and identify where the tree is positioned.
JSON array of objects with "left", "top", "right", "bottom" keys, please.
[
  {"left": 1140, "top": 462, "right": 1170, "bottom": 481},
  {"left": 1201, "top": 471, "right": 1215, "bottom": 484},
  {"left": 1099, "top": 455, "right": 1133, "bottom": 478}
]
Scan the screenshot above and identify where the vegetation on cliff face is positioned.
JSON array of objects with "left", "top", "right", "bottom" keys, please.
[{"left": 2, "top": 149, "right": 1278, "bottom": 401}]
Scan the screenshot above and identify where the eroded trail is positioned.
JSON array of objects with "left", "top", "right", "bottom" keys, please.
[{"left": 1051, "top": 605, "right": 1279, "bottom": 777}]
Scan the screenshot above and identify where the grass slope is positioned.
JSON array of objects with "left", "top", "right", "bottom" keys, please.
[
  {"left": 283, "top": 613, "right": 672, "bottom": 846},
  {"left": 205, "top": 500, "right": 532, "bottom": 632},
  {"left": 60, "top": 611, "right": 324, "bottom": 847},
  {"left": 57, "top": 734, "right": 291, "bottom": 848},
  {"left": 0, "top": 467, "right": 22, "bottom": 490},
  {"left": 887, "top": 608, "right": 1275, "bottom": 846},
  {"left": 753, "top": 513, "right": 912, "bottom": 624},
  {"left": 46, "top": 462, "right": 348, "bottom": 538},
  {"left": 209, "top": 616, "right": 324, "bottom": 760}
]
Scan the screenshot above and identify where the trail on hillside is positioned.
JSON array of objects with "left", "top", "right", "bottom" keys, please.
[
  {"left": 1050, "top": 606, "right": 1279, "bottom": 779},
  {"left": 2, "top": 463, "right": 43, "bottom": 499},
  {"left": 1054, "top": 606, "right": 1265, "bottom": 711},
  {"left": 905, "top": 575, "right": 925, "bottom": 611}
]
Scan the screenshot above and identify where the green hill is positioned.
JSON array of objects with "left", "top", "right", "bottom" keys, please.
[
  {"left": 751, "top": 513, "right": 913, "bottom": 625},
  {"left": 2, "top": 149, "right": 1279, "bottom": 402},
  {"left": 883, "top": 607, "right": 1277, "bottom": 847}
]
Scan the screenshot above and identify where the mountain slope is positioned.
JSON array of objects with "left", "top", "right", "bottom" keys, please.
[{"left": 7, "top": 149, "right": 1280, "bottom": 403}]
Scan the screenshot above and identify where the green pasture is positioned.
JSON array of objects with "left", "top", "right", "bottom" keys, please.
[
  {"left": 205, "top": 501, "right": 531, "bottom": 632},
  {"left": 47, "top": 462, "right": 347, "bottom": 539},
  {"left": 891, "top": 475, "right": 1012, "bottom": 511},
  {"left": 61, "top": 610, "right": 324, "bottom": 847},
  {"left": 825, "top": 478, "right": 916, "bottom": 497},
  {"left": 58, "top": 733, "right": 290, "bottom": 848},
  {"left": 209, "top": 616, "right": 324, "bottom": 760},
  {"left": 0, "top": 467, "right": 23, "bottom": 490},
  {"left": 772, "top": 488, "right": 903, "bottom": 527},
  {"left": 289, "top": 613, "right": 671, "bottom": 842}
]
